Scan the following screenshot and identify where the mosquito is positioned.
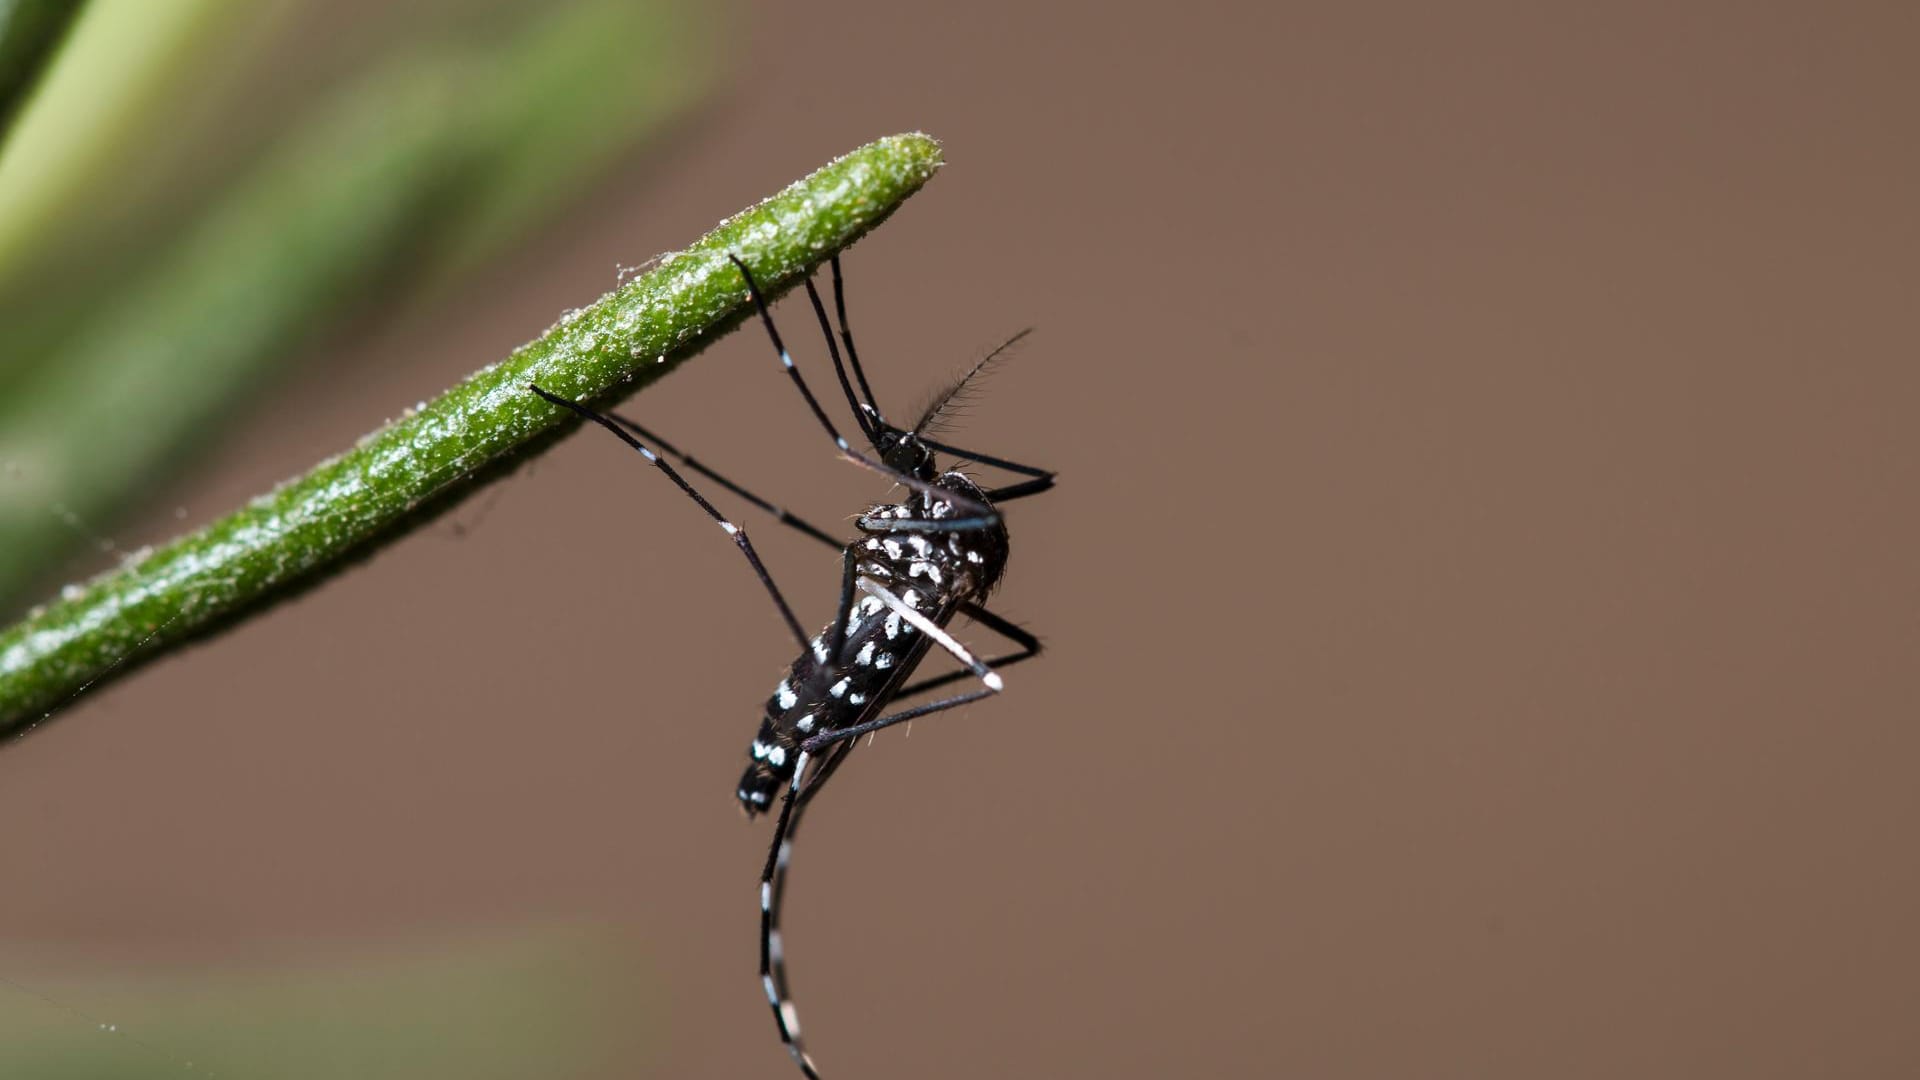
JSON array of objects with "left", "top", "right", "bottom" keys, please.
[{"left": 530, "top": 252, "right": 1052, "bottom": 1077}]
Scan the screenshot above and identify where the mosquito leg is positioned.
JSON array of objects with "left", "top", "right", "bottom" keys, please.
[
  {"left": 605, "top": 413, "right": 841, "bottom": 552},
  {"left": 856, "top": 511, "right": 1002, "bottom": 534},
  {"left": 820, "top": 547, "right": 859, "bottom": 673},
  {"left": 793, "top": 736, "right": 855, "bottom": 812},
  {"left": 796, "top": 584, "right": 1014, "bottom": 754},
  {"left": 983, "top": 476, "right": 1055, "bottom": 503},
  {"left": 801, "top": 687, "right": 1000, "bottom": 754},
  {"left": 830, "top": 255, "right": 885, "bottom": 424},
  {"left": 801, "top": 275, "right": 875, "bottom": 444},
  {"left": 529, "top": 385, "right": 808, "bottom": 651},
  {"left": 728, "top": 255, "right": 999, "bottom": 525},
  {"left": 913, "top": 435, "right": 1055, "bottom": 484},
  {"left": 861, "top": 580, "right": 999, "bottom": 687},
  {"left": 761, "top": 753, "right": 823, "bottom": 1080},
  {"left": 891, "top": 603, "right": 1041, "bottom": 700},
  {"left": 759, "top": 720, "right": 859, "bottom": 1078}
]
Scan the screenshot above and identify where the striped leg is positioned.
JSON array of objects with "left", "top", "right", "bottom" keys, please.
[
  {"left": 800, "top": 582, "right": 1007, "bottom": 754},
  {"left": 528, "top": 385, "right": 809, "bottom": 651},
  {"left": 760, "top": 747, "right": 840, "bottom": 1080},
  {"left": 729, "top": 255, "right": 1001, "bottom": 527},
  {"left": 890, "top": 603, "right": 1041, "bottom": 700}
]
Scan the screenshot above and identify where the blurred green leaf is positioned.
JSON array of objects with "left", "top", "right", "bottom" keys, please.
[
  {"left": 420, "top": 0, "right": 717, "bottom": 284},
  {"left": 0, "top": 0, "right": 82, "bottom": 141},
  {"left": 0, "top": 926, "right": 660, "bottom": 1078},
  {"left": 0, "top": 0, "right": 258, "bottom": 286},
  {"left": 0, "top": 0, "right": 718, "bottom": 610}
]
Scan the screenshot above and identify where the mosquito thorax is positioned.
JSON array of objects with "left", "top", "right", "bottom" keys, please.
[{"left": 856, "top": 471, "right": 1011, "bottom": 590}]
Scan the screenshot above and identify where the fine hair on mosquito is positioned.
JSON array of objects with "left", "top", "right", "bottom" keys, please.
[{"left": 529, "top": 251, "right": 1053, "bottom": 1078}]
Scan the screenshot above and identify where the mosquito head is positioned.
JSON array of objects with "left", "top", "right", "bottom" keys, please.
[{"left": 875, "top": 426, "right": 938, "bottom": 482}]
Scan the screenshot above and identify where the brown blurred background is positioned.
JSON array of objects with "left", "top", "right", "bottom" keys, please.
[{"left": 3, "top": 1, "right": 1918, "bottom": 1077}]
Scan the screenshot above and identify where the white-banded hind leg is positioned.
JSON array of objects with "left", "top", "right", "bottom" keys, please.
[{"left": 799, "top": 580, "right": 1007, "bottom": 753}]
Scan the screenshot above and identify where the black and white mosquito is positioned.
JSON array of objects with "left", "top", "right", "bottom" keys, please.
[{"left": 529, "top": 253, "right": 1052, "bottom": 1078}]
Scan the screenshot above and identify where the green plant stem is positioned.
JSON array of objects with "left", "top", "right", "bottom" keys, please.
[{"left": 0, "top": 132, "right": 945, "bottom": 732}]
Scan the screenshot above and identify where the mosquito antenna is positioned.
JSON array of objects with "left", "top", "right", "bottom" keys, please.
[
  {"left": 912, "top": 328, "right": 1033, "bottom": 437},
  {"left": 732, "top": 254, "right": 999, "bottom": 523}
]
